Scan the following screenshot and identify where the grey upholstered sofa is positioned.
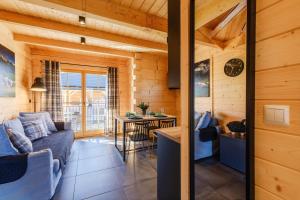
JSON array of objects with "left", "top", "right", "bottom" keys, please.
[{"left": 0, "top": 112, "right": 74, "bottom": 200}]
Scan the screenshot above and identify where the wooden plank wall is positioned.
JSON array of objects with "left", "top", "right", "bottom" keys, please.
[
  {"left": 194, "top": 44, "right": 246, "bottom": 130},
  {"left": 255, "top": 0, "right": 300, "bottom": 199},
  {"left": 0, "top": 23, "right": 32, "bottom": 121},
  {"left": 30, "top": 48, "right": 131, "bottom": 116},
  {"left": 133, "top": 53, "right": 180, "bottom": 119}
]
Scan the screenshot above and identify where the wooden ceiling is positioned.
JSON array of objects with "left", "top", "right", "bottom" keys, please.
[{"left": 0, "top": 0, "right": 246, "bottom": 57}]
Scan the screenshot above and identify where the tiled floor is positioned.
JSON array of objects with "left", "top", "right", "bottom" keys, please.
[
  {"left": 52, "top": 137, "right": 157, "bottom": 200},
  {"left": 195, "top": 158, "right": 246, "bottom": 200},
  {"left": 53, "top": 137, "right": 245, "bottom": 200}
]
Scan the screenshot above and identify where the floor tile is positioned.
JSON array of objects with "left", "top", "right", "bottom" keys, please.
[
  {"left": 124, "top": 178, "right": 157, "bottom": 200},
  {"left": 85, "top": 189, "right": 128, "bottom": 200},
  {"left": 78, "top": 146, "right": 116, "bottom": 159},
  {"left": 52, "top": 177, "right": 76, "bottom": 200},
  {"left": 77, "top": 154, "right": 124, "bottom": 175},
  {"left": 216, "top": 180, "right": 246, "bottom": 200},
  {"left": 63, "top": 160, "right": 78, "bottom": 178},
  {"left": 74, "top": 169, "right": 122, "bottom": 200}
]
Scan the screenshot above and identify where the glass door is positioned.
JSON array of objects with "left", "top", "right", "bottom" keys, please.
[
  {"left": 61, "top": 70, "right": 107, "bottom": 137},
  {"left": 61, "top": 71, "right": 83, "bottom": 137},
  {"left": 85, "top": 73, "right": 107, "bottom": 136}
]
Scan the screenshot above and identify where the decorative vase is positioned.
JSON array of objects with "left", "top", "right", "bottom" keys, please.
[{"left": 142, "top": 109, "right": 147, "bottom": 116}]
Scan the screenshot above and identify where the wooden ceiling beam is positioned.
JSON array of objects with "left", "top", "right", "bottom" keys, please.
[
  {"left": 0, "top": 10, "right": 167, "bottom": 51},
  {"left": 21, "top": 0, "right": 167, "bottom": 32},
  {"left": 13, "top": 33, "right": 134, "bottom": 58},
  {"left": 195, "top": 31, "right": 220, "bottom": 48},
  {"left": 21, "top": 0, "right": 218, "bottom": 48},
  {"left": 210, "top": 0, "right": 247, "bottom": 37},
  {"left": 195, "top": 0, "right": 240, "bottom": 30}
]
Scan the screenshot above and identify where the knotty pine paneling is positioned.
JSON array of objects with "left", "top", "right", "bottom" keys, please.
[
  {"left": 255, "top": 158, "right": 300, "bottom": 200},
  {"left": 256, "top": 0, "right": 300, "bottom": 41},
  {"left": 256, "top": 0, "right": 282, "bottom": 12},
  {"left": 0, "top": 23, "right": 32, "bottom": 121},
  {"left": 255, "top": 129, "right": 300, "bottom": 172},
  {"left": 256, "top": 28, "right": 300, "bottom": 71},
  {"left": 255, "top": 65, "right": 300, "bottom": 100},
  {"left": 133, "top": 53, "right": 179, "bottom": 118},
  {"left": 194, "top": 44, "right": 246, "bottom": 130},
  {"left": 255, "top": 0, "right": 300, "bottom": 199},
  {"left": 255, "top": 186, "right": 283, "bottom": 200}
]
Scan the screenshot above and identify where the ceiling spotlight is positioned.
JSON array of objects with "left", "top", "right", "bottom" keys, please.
[
  {"left": 80, "top": 37, "right": 86, "bottom": 45},
  {"left": 79, "top": 16, "right": 86, "bottom": 25}
]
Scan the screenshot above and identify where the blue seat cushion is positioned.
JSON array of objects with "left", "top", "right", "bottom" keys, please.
[
  {"left": 195, "top": 111, "right": 211, "bottom": 130},
  {"left": 0, "top": 125, "right": 18, "bottom": 156},
  {"left": 32, "top": 130, "right": 74, "bottom": 170}
]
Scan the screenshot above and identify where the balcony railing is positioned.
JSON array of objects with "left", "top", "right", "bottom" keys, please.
[{"left": 63, "top": 101, "right": 106, "bottom": 132}]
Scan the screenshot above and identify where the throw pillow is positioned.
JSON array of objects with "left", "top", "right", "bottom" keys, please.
[
  {"left": 195, "top": 111, "right": 211, "bottom": 130},
  {"left": 6, "top": 128, "right": 33, "bottom": 153},
  {"left": 43, "top": 112, "right": 58, "bottom": 132},
  {"left": 4, "top": 118, "right": 26, "bottom": 136},
  {"left": 20, "top": 112, "right": 57, "bottom": 133},
  {"left": 194, "top": 112, "right": 202, "bottom": 129},
  {"left": 0, "top": 125, "right": 19, "bottom": 156},
  {"left": 19, "top": 118, "right": 48, "bottom": 141}
]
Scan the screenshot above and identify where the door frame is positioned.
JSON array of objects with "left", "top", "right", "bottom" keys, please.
[
  {"left": 189, "top": 1, "right": 256, "bottom": 199},
  {"left": 61, "top": 68, "right": 108, "bottom": 138}
]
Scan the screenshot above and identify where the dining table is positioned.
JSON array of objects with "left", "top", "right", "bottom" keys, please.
[{"left": 114, "top": 114, "right": 177, "bottom": 161}]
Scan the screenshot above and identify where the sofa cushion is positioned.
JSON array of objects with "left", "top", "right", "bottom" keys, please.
[
  {"left": 0, "top": 125, "right": 18, "bottom": 156},
  {"left": 20, "top": 112, "right": 57, "bottom": 133},
  {"left": 32, "top": 130, "right": 74, "bottom": 170},
  {"left": 4, "top": 119, "right": 26, "bottom": 136},
  {"left": 195, "top": 111, "right": 211, "bottom": 130},
  {"left": 194, "top": 112, "right": 202, "bottom": 129},
  {"left": 6, "top": 128, "right": 33, "bottom": 153},
  {"left": 19, "top": 117, "right": 48, "bottom": 141}
]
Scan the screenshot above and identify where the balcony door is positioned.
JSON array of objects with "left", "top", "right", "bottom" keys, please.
[{"left": 61, "top": 70, "right": 107, "bottom": 138}]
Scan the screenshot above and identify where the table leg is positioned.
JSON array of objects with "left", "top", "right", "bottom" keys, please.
[
  {"left": 123, "top": 122, "right": 126, "bottom": 161},
  {"left": 174, "top": 118, "right": 177, "bottom": 126},
  {"left": 114, "top": 119, "right": 117, "bottom": 148}
]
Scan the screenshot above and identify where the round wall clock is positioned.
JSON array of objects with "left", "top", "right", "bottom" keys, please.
[{"left": 224, "top": 58, "right": 244, "bottom": 77}]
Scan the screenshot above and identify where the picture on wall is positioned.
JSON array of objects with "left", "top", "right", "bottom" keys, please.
[
  {"left": 0, "top": 44, "right": 15, "bottom": 97},
  {"left": 194, "top": 59, "right": 210, "bottom": 97}
]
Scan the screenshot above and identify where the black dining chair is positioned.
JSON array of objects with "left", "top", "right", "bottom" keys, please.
[
  {"left": 127, "top": 121, "right": 151, "bottom": 155},
  {"left": 160, "top": 119, "right": 176, "bottom": 128}
]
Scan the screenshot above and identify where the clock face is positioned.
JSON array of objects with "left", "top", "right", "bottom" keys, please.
[{"left": 224, "top": 58, "right": 244, "bottom": 77}]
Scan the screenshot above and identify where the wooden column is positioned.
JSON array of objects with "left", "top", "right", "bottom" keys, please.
[{"left": 180, "top": 0, "right": 191, "bottom": 199}]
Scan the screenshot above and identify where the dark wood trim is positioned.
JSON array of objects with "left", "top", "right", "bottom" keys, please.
[
  {"left": 189, "top": 0, "right": 256, "bottom": 199},
  {"left": 189, "top": 1, "right": 195, "bottom": 200},
  {"left": 246, "top": 0, "right": 256, "bottom": 199}
]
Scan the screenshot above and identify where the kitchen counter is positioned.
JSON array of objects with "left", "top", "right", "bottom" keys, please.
[{"left": 154, "top": 126, "right": 181, "bottom": 143}]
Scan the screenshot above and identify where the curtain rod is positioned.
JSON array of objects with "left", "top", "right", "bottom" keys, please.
[{"left": 40, "top": 60, "right": 108, "bottom": 69}]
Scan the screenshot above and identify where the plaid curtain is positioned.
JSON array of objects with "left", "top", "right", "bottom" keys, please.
[
  {"left": 41, "top": 60, "right": 63, "bottom": 122},
  {"left": 105, "top": 67, "right": 120, "bottom": 135}
]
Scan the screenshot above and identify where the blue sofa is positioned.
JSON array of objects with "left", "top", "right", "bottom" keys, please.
[
  {"left": 0, "top": 113, "right": 74, "bottom": 200},
  {"left": 194, "top": 112, "right": 220, "bottom": 160}
]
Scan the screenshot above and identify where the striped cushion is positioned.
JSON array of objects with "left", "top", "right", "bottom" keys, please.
[
  {"left": 6, "top": 128, "right": 33, "bottom": 153},
  {"left": 20, "top": 112, "right": 57, "bottom": 133},
  {"left": 20, "top": 118, "right": 48, "bottom": 141}
]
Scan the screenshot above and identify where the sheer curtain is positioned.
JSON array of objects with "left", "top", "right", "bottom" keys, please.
[
  {"left": 105, "top": 67, "right": 120, "bottom": 135},
  {"left": 41, "top": 60, "right": 63, "bottom": 122}
]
